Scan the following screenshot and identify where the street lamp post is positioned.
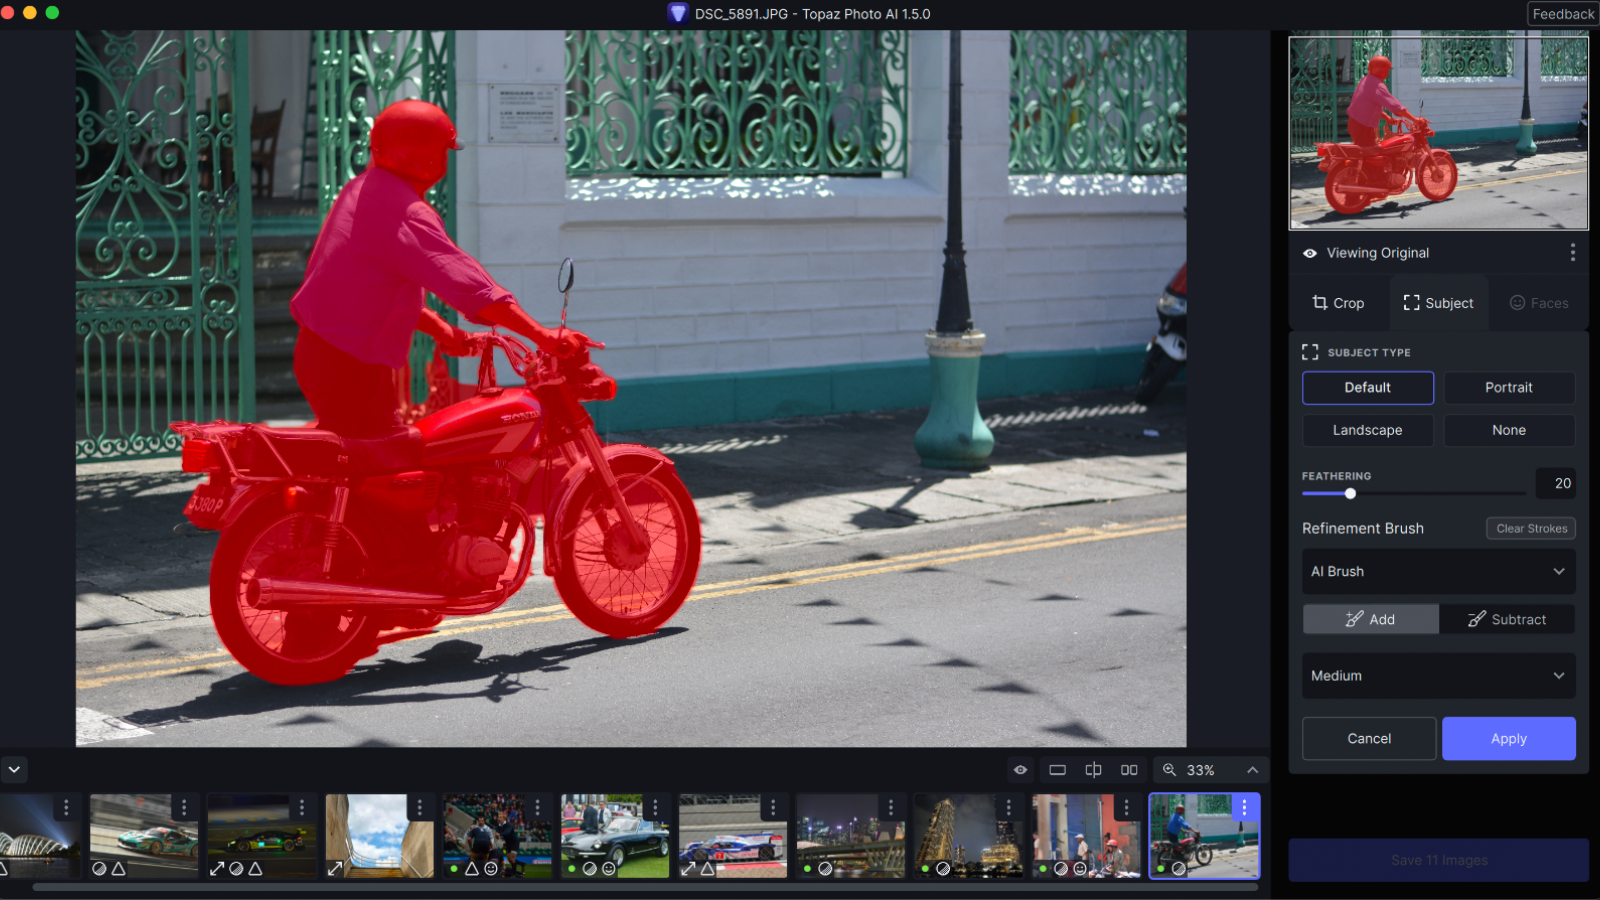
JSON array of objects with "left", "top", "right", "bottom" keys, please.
[
  {"left": 1516, "top": 30, "right": 1538, "bottom": 156},
  {"left": 914, "top": 30, "right": 995, "bottom": 470}
]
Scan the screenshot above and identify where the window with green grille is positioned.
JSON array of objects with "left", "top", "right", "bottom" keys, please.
[
  {"left": 565, "top": 30, "right": 908, "bottom": 177},
  {"left": 1009, "top": 30, "right": 1186, "bottom": 175},
  {"left": 1422, "top": 31, "right": 1515, "bottom": 78},
  {"left": 1541, "top": 31, "right": 1588, "bottom": 78},
  {"left": 1196, "top": 795, "right": 1232, "bottom": 817}
]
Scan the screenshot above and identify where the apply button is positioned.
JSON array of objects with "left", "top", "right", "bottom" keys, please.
[{"left": 1442, "top": 716, "right": 1575, "bottom": 760}]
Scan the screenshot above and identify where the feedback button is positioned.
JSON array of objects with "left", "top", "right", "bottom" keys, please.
[
  {"left": 1528, "top": 2, "right": 1597, "bottom": 27},
  {"left": 1442, "top": 716, "right": 1576, "bottom": 761}
]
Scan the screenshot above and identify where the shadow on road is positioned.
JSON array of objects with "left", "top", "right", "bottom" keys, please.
[{"left": 113, "top": 628, "right": 688, "bottom": 736}]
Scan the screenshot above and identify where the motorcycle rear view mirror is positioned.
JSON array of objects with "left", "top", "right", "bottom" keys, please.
[{"left": 557, "top": 257, "right": 575, "bottom": 294}]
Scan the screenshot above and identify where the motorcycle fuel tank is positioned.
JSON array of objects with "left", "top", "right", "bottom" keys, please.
[{"left": 417, "top": 387, "right": 543, "bottom": 464}]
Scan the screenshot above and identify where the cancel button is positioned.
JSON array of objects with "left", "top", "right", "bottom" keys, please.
[{"left": 1303, "top": 717, "right": 1437, "bottom": 760}]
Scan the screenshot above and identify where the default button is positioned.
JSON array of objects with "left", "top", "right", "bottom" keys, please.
[{"left": 1442, "top": 716, "right": 1576, "bottom": 761}]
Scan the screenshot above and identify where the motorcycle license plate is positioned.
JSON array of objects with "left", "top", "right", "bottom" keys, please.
[{"left": 183, "top": 479, "right": 232, "bottom": 526}]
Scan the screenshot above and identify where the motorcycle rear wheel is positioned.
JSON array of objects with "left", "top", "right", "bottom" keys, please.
[
  {"left": 1325, "top": 165, "right": 1370, "bottom": 214},
  {"left": 551, "top": 453, "right": 701, "bottom": 638},
  {"left": 1134, "top": 350, "right": 1184, "bottom": 405},
  {"left": 210, "top": 498, "right": 379, "bottom": 685},
  {"left": 1417, "top": 149, "right": 1457, "bottom": 201}
]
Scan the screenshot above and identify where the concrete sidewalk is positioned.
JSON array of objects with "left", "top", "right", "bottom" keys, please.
[{"left": 76, "top": 385, "right": 1186, "bottom": 633}]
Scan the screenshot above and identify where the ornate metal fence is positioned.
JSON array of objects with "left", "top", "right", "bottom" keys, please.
[
  {"left": 1351, "top": 30, "right": 1392, "bottom": 84},
  {"left": 1422, "top": 31, "right": 1515, "bottom": 78},
  {"left": 1009, "top": 30, "right": 1187, "bottom": 175},
  {"left": 565, "top": 30, "right": 909, "bottom": 177},
  {"left": 1289, "top": 32, "right": 1335, "bottom": 154},
  {"left": 75, "top": 30, "right": 254, "bottom": 461},
  {"left": 314, "top": 30, "right": 457, "bottom": 404},
  {"left": 1540, "top": 31, "right": 1588, "bottom": 78}
]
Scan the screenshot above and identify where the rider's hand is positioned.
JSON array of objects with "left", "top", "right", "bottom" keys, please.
[
  {"left": 435, "top": 323, "right": 475, "bottom": 357},
  {"left": 538, "top": 327, "right": 592, "bottom": 359}
]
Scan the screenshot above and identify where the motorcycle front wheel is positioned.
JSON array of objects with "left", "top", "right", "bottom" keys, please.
[
  {"left": 1134, "top": 349, "right": 1184, "bottom": 405},
  {"left": 1417, "top": 149, "right": 1457, "bottom": 201},
  {"left": 1194, "top": 846, "right": 1214, "bottom": 865},
  {"left": 210, "top": 498, "right": 379, "bottom": 685},
  {"left": 551, "top": 453, "right": 701, "bottom": 638},
  {"left": 1325, "top": 165, "right": 1370, "bottom": 214}
]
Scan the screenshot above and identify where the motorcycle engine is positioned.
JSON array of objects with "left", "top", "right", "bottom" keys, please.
[
  {"left": 442, "top": 466, "right": 515, "bottom": 586},
  {"left": 445, "top": 533, "right": 509, "bottom": 583}
]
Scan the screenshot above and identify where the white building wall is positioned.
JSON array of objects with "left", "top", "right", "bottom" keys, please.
[
  {"left": 455, "top": 30, "right": 1185, "bottom": 385},
  {"left": 1393, "top": 31, "right": 1587, "bottom": 135}
]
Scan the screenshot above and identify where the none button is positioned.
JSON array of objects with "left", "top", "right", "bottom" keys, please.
[
  {"left": 1303, "top": 717, "right": 1437, "bottom": 760},
  {"left": 1444, "top": 414, "right": 1575, "bottom": 447},
  {"left": 1443, "top": 716, "right": 1576, "bottom": 761}
]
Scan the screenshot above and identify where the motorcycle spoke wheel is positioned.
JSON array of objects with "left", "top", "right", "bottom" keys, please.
[
  {"left": 1325, "top": 165, "right": 1369, "bottom": 214},
  {"left": 1418, "top": 150, "right": 1457, "bottom": 201},
  {"left": 553, "top": 455, "right": 700, "bottom": 637}
]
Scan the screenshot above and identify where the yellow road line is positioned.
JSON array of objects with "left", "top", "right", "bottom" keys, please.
[
  {"left": 77, "top": 516, "right": 1185, "bottom": 690},
  {"left": 1293, "top": 166, "right": 1586, "bottom": 215}
]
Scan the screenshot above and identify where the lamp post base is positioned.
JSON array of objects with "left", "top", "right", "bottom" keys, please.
[
  {"left": 914, "top": 331, "right": 995, "bottom": 470},
  {"left": 1515, "top": 117, "right": 1538, "bottom": 155}
]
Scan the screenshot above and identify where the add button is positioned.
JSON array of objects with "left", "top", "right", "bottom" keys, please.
[{"left": 1442, "top": 716, "right": 1576, "bottom": 760}]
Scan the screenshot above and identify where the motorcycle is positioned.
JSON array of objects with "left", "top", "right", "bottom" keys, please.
[
  {"left": 1152, "top": 833, "right": 1212, "bottom": 876},
  {"left": 171, "top": 259, "right": 702, "bottom": 686},
  {"left": 1133, "top": 257, "right": 1187, "bottom": 405},
  {"left": 1316, "top": 114, "right": 1458, "bottom": 215}
]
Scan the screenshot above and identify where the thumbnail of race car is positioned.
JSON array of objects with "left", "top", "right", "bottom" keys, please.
[
  {"left": 560, "top": 817, "right": 670, "bottom": 868},
  {"left": 679, "top": 833, "right": 785, "bottom": 863},
  {"left": 223, "top": 829, "right": 307, "bottom": 852},
  {"left": 117, "top": 826, "right": 199, "bottom": 857}
]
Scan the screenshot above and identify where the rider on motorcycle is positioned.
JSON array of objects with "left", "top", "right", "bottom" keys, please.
[
  {"left": 289, "top": 99, "right": 593, "bottom": 439},
  {"left": 1347, "top": 56, "right": 1414, "bottom": 152},
  {"left": 1164, "top": 804, "right": 1200, "bottom": 853}
]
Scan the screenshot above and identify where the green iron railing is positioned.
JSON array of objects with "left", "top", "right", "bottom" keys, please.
[
  {"left": 565, "top": 29, "right": 910, "bottom": 177},
  {"left": 1422, "top": 31, "right": 1515, "bottom": 78},
  {"left": 75, "top": 30, "right": 254, "bottom": 461},
  {"left": 1009, "top": 30, "right": 1187, "bottom": 175},
  {"left": 314, "top": 29, "right": 457, "bottom": 403},
  {"left": 1540, "top": 31, "right": 1588, "bottom": 78},
  {"left": 1289, "top": 32, "right": 1335, "bottom": 154}
]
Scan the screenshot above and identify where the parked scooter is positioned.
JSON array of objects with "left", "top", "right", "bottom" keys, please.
[
  {"left": 172, "top": 259, "right": 702, "bottom": 685},
  {"left": 1316, "top": 114, "right": 1458, "bottom": 214},
  {"left": 1134, "top": 212, "right": 1187, "bottom": 406}
]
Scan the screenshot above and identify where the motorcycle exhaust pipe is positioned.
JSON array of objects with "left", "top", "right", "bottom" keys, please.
[
  {"left": 1339, "top": 185, "right": 1395, "bottom": 195},
  {"left": 249, "top": 577, "right": 453, "bottom": 610}
]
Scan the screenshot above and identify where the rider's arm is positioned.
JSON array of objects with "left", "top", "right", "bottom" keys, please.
[
  {"left": 475, "top": 300, "right": 586, "bottom": 357},
  {"left": 417, "top": 306, "right": 470, "bottom": 356}
]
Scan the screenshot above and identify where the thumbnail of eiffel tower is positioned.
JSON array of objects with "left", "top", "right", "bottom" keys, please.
[{"left": 916, "top": 798, "right": 956, "bottom": 861}]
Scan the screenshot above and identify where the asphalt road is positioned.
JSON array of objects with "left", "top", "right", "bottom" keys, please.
[
  {"left": 89, "top": 825, "right": 199, "bottom": 878},
  {"left": 75, "top": 493, "right": 1186, "bottom": 748},
  {"left": 1290, "top": 161, "right": 1586, "bottom": 228}
]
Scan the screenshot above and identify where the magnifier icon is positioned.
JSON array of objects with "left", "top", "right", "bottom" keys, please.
[{"left": 1163, "top": 763, "right": 1177, "bottom": 776}]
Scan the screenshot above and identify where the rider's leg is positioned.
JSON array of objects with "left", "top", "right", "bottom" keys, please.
[{"left": 293, "top": 327, "right": 406, "bottom": 439}]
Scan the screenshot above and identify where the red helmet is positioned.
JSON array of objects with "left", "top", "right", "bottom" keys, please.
[
  {"left": 1105, "top": 839, "right": 1119, "bottom": 848},
  {"left": 370, "top": 99, "right": 461, "bottom": 194},
  {"left": 1368, "top": 55, "right": 1391, "bottom": 79}
]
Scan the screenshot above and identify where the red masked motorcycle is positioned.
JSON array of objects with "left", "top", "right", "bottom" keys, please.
[
  {"left": 1316, "top": 114, "right": 1458, "bottom": 214},
  {"left": 172, "top": 260, "right": 701, "bottom": 685}
]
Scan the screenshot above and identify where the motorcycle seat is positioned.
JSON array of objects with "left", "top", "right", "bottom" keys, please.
[{"left": 253, "top": 424, "right": 425, "bottom": 475}]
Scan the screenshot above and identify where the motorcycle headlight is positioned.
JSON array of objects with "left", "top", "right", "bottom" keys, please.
[{"left": 1157, "top": 290, "right": 1187, "bottom": 316}]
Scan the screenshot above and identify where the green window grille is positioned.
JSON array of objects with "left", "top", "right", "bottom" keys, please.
[
  {"left": 1009, "top": 30, "right": 1186, "bottom": 175},
  {"left": 1422, "top": 31, "right": 1515, "bottom": 78},
  {"left": 1196, "top": 795, "right": 1232, "bottom": 817},
  {"left": 1540, "top": 32, "right": 1588, "bottom": 78},
  {"left": 565, "top": 30, "right": 909, "bottom": 177},
  {"left": 1289, "top": 31, "right": 1335, "bottom": 154},
  {"left": 76, "top": 30, "right": 254, "bottom": 461}
]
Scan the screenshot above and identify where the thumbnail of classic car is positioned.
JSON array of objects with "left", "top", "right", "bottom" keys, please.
[
  {"left": 223, "top": 829, "right": 307, "bottom": 852},
  {"left": 117, "top": 826, "right": 200, "bottom": 856},
  {"left": 560, "top": 817, "right": 670, "bottom": 868},
  {"left": 679, "top": 833, "right": 785, "bottom": 862}
]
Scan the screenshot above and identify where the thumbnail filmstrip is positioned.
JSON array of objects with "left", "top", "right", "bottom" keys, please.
[
  {"left": 1031, "top": 794, "right": 1141, "bottom": 879},
  {"left": 912, "top": 793, "right": 1024, "bottom": 879},
  {"left": 0, "top": 794, "right": 81, "bottom": 880},
  {"left": 559, "top": 795, "right": 668, "bottom": 879},
  {"left": 89, "top": 794, "right": 198, "bottom": 879},
  {"left": 796, "top": 794, "right": 905, "bottom": 879},
  {"left": 443, "top": 793, "right": 551, "bottom": 879},
  {"left": 205, "top": 793, "right": 318, "bottom": 879},
  {"left": 1149, "top": 793, "right": 1261, "bottom": 880}
]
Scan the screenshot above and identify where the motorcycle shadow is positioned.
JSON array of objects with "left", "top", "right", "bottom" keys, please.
[
  {"left": 117, "top": 627, "right": 688, "bottom": 732},
  {"left": 1300, "top": 196, "right": 1449, "bottom": 225}
]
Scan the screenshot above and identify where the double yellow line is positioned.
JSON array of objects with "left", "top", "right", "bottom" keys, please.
[
  {"left": 76, "top": 516, "right": 1186, "bottom": 690},
  {"left": 1293, "top": 166, "right": 1586, "bottom": 216}
]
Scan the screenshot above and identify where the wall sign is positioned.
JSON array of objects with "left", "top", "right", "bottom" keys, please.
[{"left": 488, "top": 84, "right": 560, "bottom": 143}]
